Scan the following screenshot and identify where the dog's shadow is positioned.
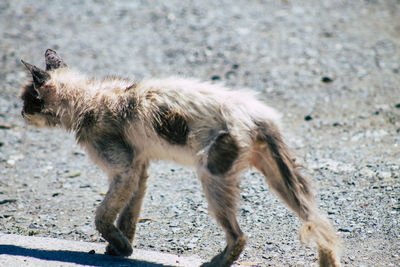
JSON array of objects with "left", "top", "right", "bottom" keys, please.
[{"left": 0, "top": 245, "right": 173, "bottom": 266}]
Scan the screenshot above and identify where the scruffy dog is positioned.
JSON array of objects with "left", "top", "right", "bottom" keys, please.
[{"left": 20, "top": 49, "right": 341, "bottom": 267}]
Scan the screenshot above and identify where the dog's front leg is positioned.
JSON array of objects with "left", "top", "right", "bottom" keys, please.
[
  {"left": 116, "top": 160, "right": 149, "bottom": 243},
  {"left": 89, "top": 134, "right": 143, "bottom": 257},
  {"left": 95, "top": 168, "right": 140, "bottom": 256}
]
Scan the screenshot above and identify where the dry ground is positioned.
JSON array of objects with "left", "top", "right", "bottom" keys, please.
[{"left": 1, "top": 0, "right": 399, "bottom": 266}]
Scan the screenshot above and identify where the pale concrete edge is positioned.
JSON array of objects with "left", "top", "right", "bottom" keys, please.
[{"left": 0, "top": 234, "right": 205, "bottom": 267}]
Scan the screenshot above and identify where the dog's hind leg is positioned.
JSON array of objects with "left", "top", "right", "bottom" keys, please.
[
  {"left": 198, "top": 170, "right": 247, "bottom": 267},
  {"left": 198, "top": 131, "right": 247, "bottom": 267}
]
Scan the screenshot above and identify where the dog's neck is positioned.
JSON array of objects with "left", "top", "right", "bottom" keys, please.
[{"left": 50, "top": 69, "right": 132, "bottom": 134}]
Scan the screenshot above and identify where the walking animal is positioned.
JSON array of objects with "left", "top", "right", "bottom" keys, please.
[{"left": 20, "top": 49, "right": 341, "bottom": 267}]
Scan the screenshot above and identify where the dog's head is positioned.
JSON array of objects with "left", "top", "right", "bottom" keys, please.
[{"left": 20, "top": 49, "right": 67, "bottom": 127}]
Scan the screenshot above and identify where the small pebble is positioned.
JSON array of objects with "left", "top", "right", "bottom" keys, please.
[
  {"left": 69, "top": 173, "right": 81, "bottom": 178},
  {"left": 321, "top": 76, "right": 334, "bottom": 83},
  {"left": 0, "top": 124, "right": 12, "bottom": 129},
  {"left": 0, "top": 199, "right": 17, "bottom": 205},
  {"left": 321, "top": 32, "right": 334, "bottom": 38},
  {"left": 232, "top": 64, "right": 239, "bottom": 69},
  {"left": 225, "top": 71, "right": 236, "bottom": 79}
]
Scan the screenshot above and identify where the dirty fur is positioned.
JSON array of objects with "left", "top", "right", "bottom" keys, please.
[{"left": 20, "top": 49, "right": 341, "bottom": 267}]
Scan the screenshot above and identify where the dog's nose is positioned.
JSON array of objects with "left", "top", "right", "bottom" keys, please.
[{"left": 21, "top": 110, "right": 25, "bottom": 117}]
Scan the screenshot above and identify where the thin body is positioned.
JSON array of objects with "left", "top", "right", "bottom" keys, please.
[{"left": 20, "top": 49, "right": 341, "bottom": 267}]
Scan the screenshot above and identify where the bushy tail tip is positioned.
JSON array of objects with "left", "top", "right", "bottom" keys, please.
[{"left": 299, "top": 216, "right": 342, "bottom": 266}]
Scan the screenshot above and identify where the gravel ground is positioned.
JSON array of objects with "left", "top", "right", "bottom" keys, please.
[{"left": 1, "top": 0, "right": 399, "bottom": 266}]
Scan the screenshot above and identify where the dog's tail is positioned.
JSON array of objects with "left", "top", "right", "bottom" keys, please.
[{"left": 250, "top": 120, "right": 341, "bottom": 266}]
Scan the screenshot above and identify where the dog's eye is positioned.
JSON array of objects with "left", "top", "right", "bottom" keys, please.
[
  {"left": 23, "top": 93, "right": 44, "bottom": 114},
  {"left": 21, "top": 83, "right": 44, "bottom": 114}
]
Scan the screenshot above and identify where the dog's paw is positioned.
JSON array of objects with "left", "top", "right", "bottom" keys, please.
[
  {"left": 201, "top": 236, "right": 246, "bottom": 267},
  {"left": 105, "top": 243, "right": 133, "bottom": 256},
  {"left": 104, "top": 236, "right": 133, "bottom": 257}
]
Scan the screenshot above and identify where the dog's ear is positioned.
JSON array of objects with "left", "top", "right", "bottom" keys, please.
[
  {"left": 21, "top": 60, "right": 50, "bottom": 90},
  {"left": 45, "top": 49, "right": 67, "bottom": 71}
]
